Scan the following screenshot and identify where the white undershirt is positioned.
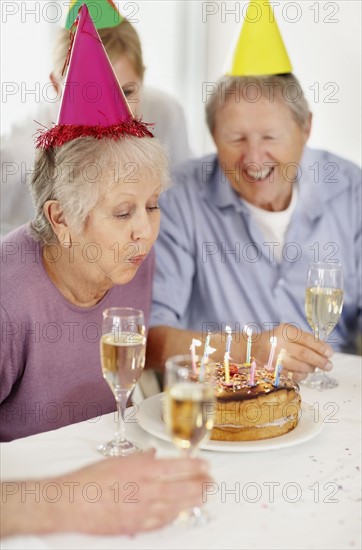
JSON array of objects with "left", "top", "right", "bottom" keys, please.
[{"left": 242, "top": 186, "right": 299, "bottom": 263}]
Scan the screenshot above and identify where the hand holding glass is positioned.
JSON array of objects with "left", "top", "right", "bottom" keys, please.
[
  {"left": 164, "top": 354, "right": 215, "bottom": 526},
  {"left": 98, "top": 307, "right": 146, "bottom": 456},
  {"left": 303, "top": 263, "right": 343, "bottom": 390}
]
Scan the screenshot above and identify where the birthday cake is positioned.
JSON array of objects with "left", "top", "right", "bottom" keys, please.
[{"left": 211, "top": 363, "right": 301, "bottom": 441}]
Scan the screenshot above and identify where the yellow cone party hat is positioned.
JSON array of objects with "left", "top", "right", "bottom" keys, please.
[{"left": 227, "top": 0, "right": 292, "bottom": 76}]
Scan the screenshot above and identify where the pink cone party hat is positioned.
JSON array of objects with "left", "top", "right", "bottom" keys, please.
[{"left": 36, "top": 3, "right": 152, "bottom": 149}]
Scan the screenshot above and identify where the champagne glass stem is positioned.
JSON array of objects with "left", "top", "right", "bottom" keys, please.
[
  {"left": 313, "top": 327, "right": 322, "bottom": 374},
  {"left": 177, "top": 450, "right": 207, "bottom": 525},
  {"left": 314, "top": 324, "right": 328, "bottom": 345},
  {"left": 302, "top": 324, "right": 338, "bottom": 389},
  {"left": 313, "top": 325, "right": 329, "bottom": 375},
  {"left": 114, "top": 390, "right": 129, "bottom": 444}
]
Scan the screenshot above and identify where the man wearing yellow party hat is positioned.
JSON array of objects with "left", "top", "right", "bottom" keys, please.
[{"left": 148, "top": 0, "right": 361, "bottom": 387}]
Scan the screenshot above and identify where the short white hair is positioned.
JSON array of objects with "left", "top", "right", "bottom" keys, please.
[
  {"left": 30, "top": 136, "right": 169, "bottom": 244},
  {"left": 206, "top": 74, "right": 311, "bottom": 134}
]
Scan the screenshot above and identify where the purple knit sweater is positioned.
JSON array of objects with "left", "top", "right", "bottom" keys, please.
[{"left": 0, "top": 225, "right": 154, "bottom": 441}]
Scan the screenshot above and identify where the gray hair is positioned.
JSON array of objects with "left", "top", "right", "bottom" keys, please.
[
  {"left": 206, "top": 74, "right": 311, "bottom": 134},
  {"left": 29, "top": 136, "right": 169, "bottom": 244}
]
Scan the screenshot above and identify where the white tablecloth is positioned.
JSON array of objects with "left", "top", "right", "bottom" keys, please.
[{"left": 1, "top": 353, "right": 361, "bottom": 550}]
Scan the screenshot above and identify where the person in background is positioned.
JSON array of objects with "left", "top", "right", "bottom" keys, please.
[
  {"left": 1, "top": 0, "right": 192, "bottom": 236},
  {"left": 147, "top": 0, "right": 361, "bottom": 381}
]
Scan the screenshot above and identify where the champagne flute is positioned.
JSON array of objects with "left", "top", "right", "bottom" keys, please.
[
  {"left": 303, "top": 263, "right": 343, "bottom": 390},
  {"left": 98, "top": 307, "right": 146, "bottom": 456},
  {"left": 164, "top": 354, "right": 215, "bottom": 526}
]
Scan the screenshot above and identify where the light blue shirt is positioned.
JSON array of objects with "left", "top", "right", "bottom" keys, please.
[{"left": 151, "top": 148, "right": 362, "bottom": 353}]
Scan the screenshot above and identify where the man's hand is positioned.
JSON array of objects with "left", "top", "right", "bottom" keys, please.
[{"left": 254, "top": 324, "right": 334, "bottom": 381}]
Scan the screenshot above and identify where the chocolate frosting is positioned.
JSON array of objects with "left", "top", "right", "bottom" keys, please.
[{"left": 214, "top": 364, "right": 300, "bottom": 402}]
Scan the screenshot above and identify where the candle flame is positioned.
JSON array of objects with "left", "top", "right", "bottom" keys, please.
[
  {"left": 245, "top": 326, "right": 252, "bottom": 337},
  {"left": 270, "top": 336, "right": 277, "bottom": 345},
  {"left": 191, "top": 338, "right": 202, "bottom": 347},
  {"left": 225, "top": 325, "right": 232, "bottom": 334}
]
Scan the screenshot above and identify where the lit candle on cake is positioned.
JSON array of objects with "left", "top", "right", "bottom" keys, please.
[
  {"left": 202, "top": 332, "right": 211, "bottom": 360},
  {"left": 266, "top": 336, "right": 277, "bottom": 371},
  {"left": 224, "top": 351, "right": 230, "bottom": 384},
  {"left": 225, "top": 325, "right": 232, "bottom": 354},
  {"left": 190, "top": 338, "right": 201, "bottom": 375},
  {"left": 199, "top": 332, "right": 214, "bottom": 381},
  {"left": 199, "top": 345, "right": 216, "bottom": 381},
  {"left": 249, "top": 359, "right": 257, "bottom": 386},
  {"left": 273, "top": 348, "right": 286, "bottom": 386},
  {"left": 245, "top": 326, "right": 252, "bottom": 364}
]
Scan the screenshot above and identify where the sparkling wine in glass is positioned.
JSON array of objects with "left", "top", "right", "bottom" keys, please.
[
  {"left": 98, "top": 307, "right": 146, "bottom": 456},
  {"left": 303, "top": 263, "right": 343, "bottom": 390},
  {"left": 164, "top": 354, "right": 215, "bottom": 526}
]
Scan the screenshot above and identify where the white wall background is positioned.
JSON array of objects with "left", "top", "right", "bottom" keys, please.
[{"left": 1, "top": 0, "right": 361, "bottom": 165}]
